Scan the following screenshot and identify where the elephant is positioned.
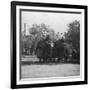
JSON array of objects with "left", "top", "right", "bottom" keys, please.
[
  {"left": 36, "top": 37, "right": 75, "bottom": 63},
  {"left": 35, "top": 37, "right": 51, "bottom": 63}
]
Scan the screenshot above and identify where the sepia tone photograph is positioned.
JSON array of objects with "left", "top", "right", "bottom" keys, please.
[{"left": 20, "top": 9, "right": 81, "bottom": 79}]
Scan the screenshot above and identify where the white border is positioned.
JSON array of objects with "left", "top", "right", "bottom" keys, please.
[{"left": 16, "top": 5, "right": 85, "bottom": 85}]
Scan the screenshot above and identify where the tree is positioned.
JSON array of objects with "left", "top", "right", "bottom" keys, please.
[
  {"left": 29, "top": 23, "right": 53, "bottom": 55},
  {"left": 64, "top": 20, "right": 80, "bottom": 60}
]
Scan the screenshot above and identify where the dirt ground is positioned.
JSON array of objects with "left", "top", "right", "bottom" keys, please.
[{"left": 21, "top": 64, "right": 80, "bottom": 79}]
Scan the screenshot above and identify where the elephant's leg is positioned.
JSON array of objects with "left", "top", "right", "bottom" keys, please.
[
  {"left": 42, "top": 58, "right": 45, "bottom": 63},
  {"left": 48, "top": 58, "right": 51, "bottom": 63},
  {"left": 39, "top": 58, "right": 42, "bottom": 63},
  {"left": 53, "top": 56, "right": 56, "bottom": 63},
  {"left": 51, "top": 58, "right": 53, "bottom": 63},
  {"left": 51, "top": 57, "right": 54, "bottom": 62},
  {"left": 57, "top": 57, "right": 60, "bottom": 62}
]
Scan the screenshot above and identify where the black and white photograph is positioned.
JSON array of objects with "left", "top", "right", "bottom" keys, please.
[
  {"left": 11, "top": 1, "right": 87, "bottom": 89},
  {"left": 21, "top": 10, "right": 81, "bottom": 79}
]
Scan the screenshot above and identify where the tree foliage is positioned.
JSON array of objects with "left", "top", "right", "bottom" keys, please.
[
  {"left": 64, "top": 20, "right": 80, "bottom": 59},
  {"left": 21, "top": 23, "right": 57, "bottom": 55}
]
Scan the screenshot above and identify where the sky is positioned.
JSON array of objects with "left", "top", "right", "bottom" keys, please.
[{"left": 21, "top": 11, "right": 81, "bottom": 35}]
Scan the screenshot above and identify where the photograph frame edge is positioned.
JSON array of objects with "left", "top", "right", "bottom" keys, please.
[{"left": 11, "top": 1, "right": 88, "bottom": 89}]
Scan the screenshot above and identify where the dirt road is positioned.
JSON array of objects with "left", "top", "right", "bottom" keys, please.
[{"left": 21, "top": 64, "right": 80, "bottom": 79}]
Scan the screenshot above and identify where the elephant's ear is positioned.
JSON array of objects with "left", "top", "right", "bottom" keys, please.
[
  {"left": 63, "top": 43, "right": 68, "bottom": 48},
  {"left": 63, "top": 43, "right": 71, "bottom": 51}
]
